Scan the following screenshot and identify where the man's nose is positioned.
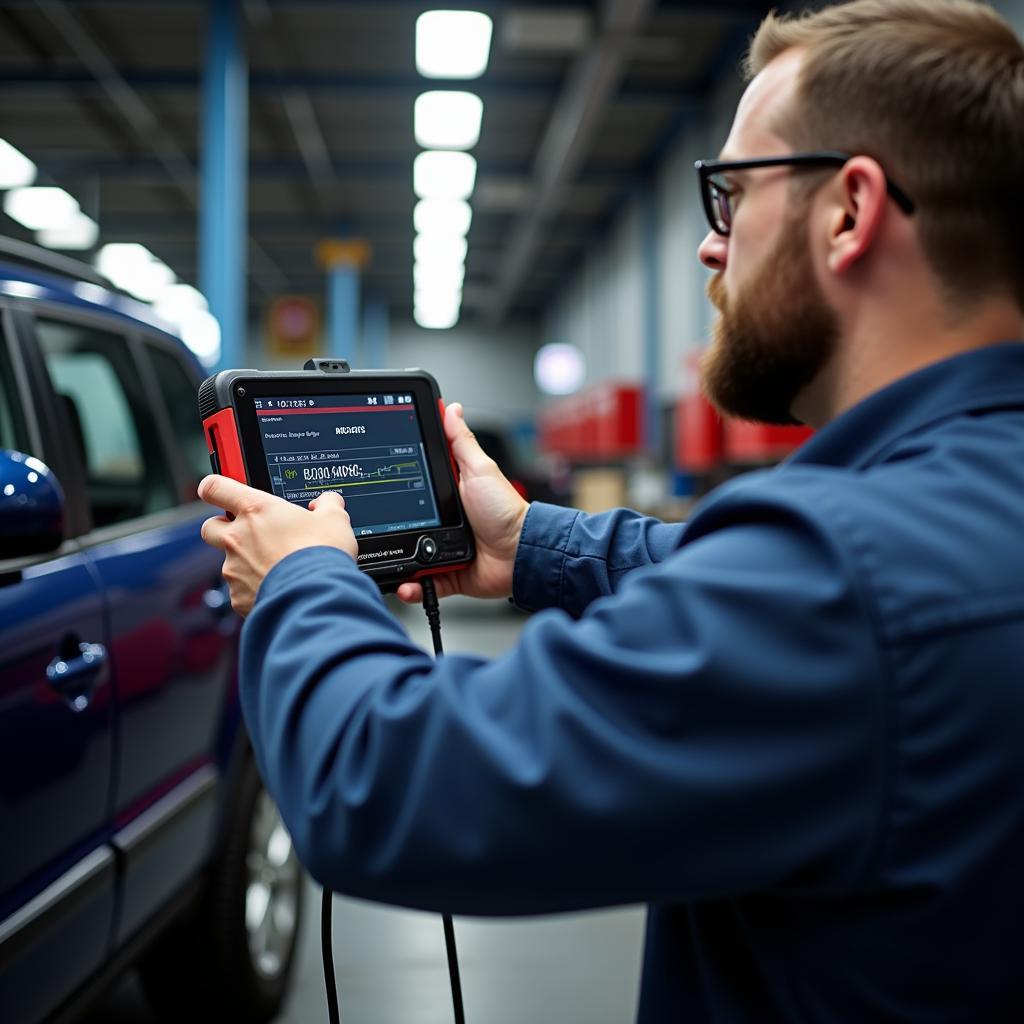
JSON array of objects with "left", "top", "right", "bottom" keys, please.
[{"left": 698, "top": 230, "right": 727, "bottom": 270}]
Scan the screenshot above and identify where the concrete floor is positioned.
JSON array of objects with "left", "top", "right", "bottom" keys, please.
[
  {"left": 80, "top": 596, "right": 647, "bottom": 1023},
  {"left": 278, "top": 889, "right": 644, "bottom": 1024}
]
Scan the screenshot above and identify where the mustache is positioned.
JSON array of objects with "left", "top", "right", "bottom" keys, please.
[{"left": 707, "top": 273, "right": 726, "bottom": 312}]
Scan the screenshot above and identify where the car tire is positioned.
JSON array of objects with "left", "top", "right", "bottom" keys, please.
[{"left": 137, "top": 753, "right": 304, "bottom": 1022}]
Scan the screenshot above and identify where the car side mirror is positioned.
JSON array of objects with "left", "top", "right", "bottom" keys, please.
[{"left": 0, "top": 449, "right": 66, "bottom": 559}]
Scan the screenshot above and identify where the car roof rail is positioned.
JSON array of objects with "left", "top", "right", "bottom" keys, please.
[{"left": 0, "top": 235, "right": 111, "bottom": 289}]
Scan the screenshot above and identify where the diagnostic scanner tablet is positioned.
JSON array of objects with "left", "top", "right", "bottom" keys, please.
[{"left": 198, "top": 360, "right": 474, "bottom": 591}]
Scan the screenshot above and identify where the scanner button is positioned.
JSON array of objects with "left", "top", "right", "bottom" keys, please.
[{"left": 418, "top": 536, "right": 438, "bottom": 561}]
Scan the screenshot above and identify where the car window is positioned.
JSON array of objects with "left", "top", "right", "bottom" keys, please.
[
  {"left": 0, "top": 329, "right": 27, "bottom": 453},
  {"left": 145, "top": 343, "right": 210, "bottom": 495},
  {"left": 35, "top": 318, "right": 174, "bottom": 528}
]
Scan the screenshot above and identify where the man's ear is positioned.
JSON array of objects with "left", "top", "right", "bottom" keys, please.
[{"left": 825, "top": 156, "right": 889, "bottom": 275}]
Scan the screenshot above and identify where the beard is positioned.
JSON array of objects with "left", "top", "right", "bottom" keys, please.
[{"left": 701, "top": 208, "right": 839, "bottom": 425}]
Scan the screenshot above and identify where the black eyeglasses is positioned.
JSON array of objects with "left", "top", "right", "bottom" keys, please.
[{"left": 694, "top": 151, "right": 916, "bottom": 237}]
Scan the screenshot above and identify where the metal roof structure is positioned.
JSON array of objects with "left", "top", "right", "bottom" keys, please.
[{"left": 0, "top": 0, "right": 772, "bottom": 325}]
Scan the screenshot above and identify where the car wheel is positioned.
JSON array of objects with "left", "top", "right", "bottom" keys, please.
[{"left": 138, "top": 753, "right": 304, "bottom": 1022}]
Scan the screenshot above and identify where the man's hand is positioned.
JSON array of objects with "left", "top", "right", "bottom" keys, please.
[
  {"left": 396, "top": 402, "right": 529, "bottom": 605},
  {"left": 198, "top": 474, "right": 357, "bottom": 617}
]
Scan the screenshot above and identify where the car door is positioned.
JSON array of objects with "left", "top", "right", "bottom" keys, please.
[
  {"left": 0, "top": 305, "right": 116, "bottom": 1024},
  {"left": 31, "top": 312, "right": 239, "bottom": 948}
]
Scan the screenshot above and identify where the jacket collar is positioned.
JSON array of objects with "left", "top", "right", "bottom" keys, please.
[{"left": 788, "top": 341, "right": 1024, "bottom": 470}]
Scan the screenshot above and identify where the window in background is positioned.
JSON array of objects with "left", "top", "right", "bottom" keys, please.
[{"left": 145, "top": 343, "right": 210, "bottom": 496}]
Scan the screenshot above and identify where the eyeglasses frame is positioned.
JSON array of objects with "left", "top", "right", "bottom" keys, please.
[{"left": 694, "top": 151, "right": 916, "bottom": 237}]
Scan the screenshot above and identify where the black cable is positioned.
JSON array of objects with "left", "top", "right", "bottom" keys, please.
[
  {"left": 319, "top": 577, "right": 465, "bottom": 1024},
  {"left": 441, "top": 911, "right": 466, "bottom": 1024},
  {"left": 421, "top": 577, "right": 466, "bottom": 1024},
  {"left": 422, "top": 575, "right": 445, "bottom": 657},
  {"left": 322, "top": 886, "right": 341, "bottom": 1024}
]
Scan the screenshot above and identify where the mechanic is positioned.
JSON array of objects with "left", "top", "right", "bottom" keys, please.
[{"left": 199, "top": 1, "right": 1024, "bottom": 1019}]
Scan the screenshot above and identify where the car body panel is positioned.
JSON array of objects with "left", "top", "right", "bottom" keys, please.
[
  {"left": 0, "top": 550, "right": 112, "bottom": 910},
  {"left": 0, "top": 847, "right": 115, "bottom": 1024},
  {"left": 0, "top": 251, "right": 252, "bottom": 1022},
  {"left": 82, "top": 507, "right": 239, "bottom": 942},
  {"left": 0, "top": 549, "right": 116, "bottom": 1023}
]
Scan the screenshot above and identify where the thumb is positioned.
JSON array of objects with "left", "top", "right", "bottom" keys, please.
[{"left": 445, "top": 403, "right": 493, "bottom": 477}]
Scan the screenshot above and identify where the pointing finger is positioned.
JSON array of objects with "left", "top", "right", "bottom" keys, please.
[{"left": 309, "top": 491, "right": 346, "bottom": 513}]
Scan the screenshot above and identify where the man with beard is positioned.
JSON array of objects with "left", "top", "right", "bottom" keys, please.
[{"left": 200, "top": 0, "right": 1024, "bottom": 1019}]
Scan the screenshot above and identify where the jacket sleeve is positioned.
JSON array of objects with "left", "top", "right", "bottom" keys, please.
[
  {"left": 239, "top": 481, "right": 888, "bottom": 917},
  {"left": 513, "top": 501, "right": 689, "bottom": 616}
]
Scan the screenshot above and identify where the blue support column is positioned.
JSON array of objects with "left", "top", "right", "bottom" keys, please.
[
  {"left": 201, "top": 0, "right": 247, "bottom": 370},
  {"left": 640, "top": 186, "right": 662, "bottom": 456},
  {"left": 317, "top": 238, "right": 371, "bottom": 363},
  {"left": 362, "top": 297, "right": 390, "bottom": 369},
  {"left": 327, "top": 264, "right": 361, "bottom": 361}
]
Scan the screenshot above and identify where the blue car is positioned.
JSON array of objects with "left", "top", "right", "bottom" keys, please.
[{"left": 0, "top": 239, "right": 304, "bottom": 1023}]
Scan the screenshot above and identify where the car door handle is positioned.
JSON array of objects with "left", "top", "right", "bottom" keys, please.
[{"left": 47, "top": 642, "right": 108, "bottom": 713}]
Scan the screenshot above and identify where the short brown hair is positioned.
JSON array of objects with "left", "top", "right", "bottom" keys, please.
[{"left": 746, "top": 0, "right": 1024, "bottom": 312}]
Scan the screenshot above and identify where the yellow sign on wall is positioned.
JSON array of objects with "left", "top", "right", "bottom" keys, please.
[{"left": 316, "top": 238, "right": 372, "bottom": 270}]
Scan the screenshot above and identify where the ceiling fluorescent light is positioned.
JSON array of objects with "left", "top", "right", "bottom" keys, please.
[
  {"left": 0, "top": 139, "right": 37, "bottom": 189},
  {"left": 416, "top": 10, "right": 493, "bottom": 79},
  {"left": 413, "top": 151, "right": 477, "bottom": 200},
  {"left": 411, "top": 288, "right": 460, "bottom": 327},
  {"left": 414, "top": 260, "right": 466, "bottom": 292},
  {"left": 96, "top": 243, "right": 175, "bottom": 301},
  {"left": 154, "top": 283, "right": 209, "bottom": 323},
  {"left": 96, "top": 242, "right": 152, "bottom": 282},
  {"left": 37, "top": 212, "right": 99, "bottom": 251},
  {"left": 415, "top": 91, "right": 484, "bottom": 150},
  {"left": 415, "top": 291, "right": 462, "bottom": 321},
  {"left": 414, "top": 198, "right": 472, "bottom": 238},
  {"left": 178, "top": 309, "right": 222, "bottom": 366},
  {"left": 4, "top": 186, "right": 80, "bottom": 231},
  {"left": 414, "top": 305, "right": 460, "bottom": 330},
  {"left": 122, "top": 259, "right": 176, "bottom": 302},
  {"left": 413, "top": 233, "right": 468, "bottom": 267}
]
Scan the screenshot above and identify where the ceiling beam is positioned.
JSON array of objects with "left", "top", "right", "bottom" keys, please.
[
  {"left": 94, "top": 208, "right": 595, "bottom": 226},
  {"left": 5, "top": 0, "right": 578, "bottom": 9},
  {"left": 32, "top": 0, "right": 289, "bottom": 296},
  {"left": 486, "top": 0, "right": 657, "bottom": 324},
  {"left": 245, "top": 0, "right": 340, "bottom": 217},
  {"left": 0, "top": 68, "right": 693, "bottom": 102},
  {"left": 37, "top": 155, "right": 622, "bottom": 186}
]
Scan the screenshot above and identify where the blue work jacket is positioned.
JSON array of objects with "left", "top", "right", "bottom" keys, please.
[{"left": 241, "top": 342, "right": 1024, "bottom": 1022}]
